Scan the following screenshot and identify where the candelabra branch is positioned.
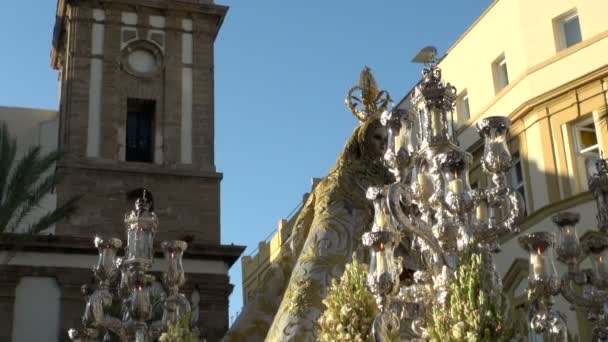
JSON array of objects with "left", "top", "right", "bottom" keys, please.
[
  {"left": 559, "top": 271, "right": 601, "bottom": 309},
  {"left": 386, "top": 182, "right": 447, "bottom": 267}
]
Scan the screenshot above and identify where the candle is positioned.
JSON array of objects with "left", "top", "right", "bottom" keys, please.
[
  {"left": 476, "top": 202, "right": 488, "bottom": 222},
  {"left": 376, "top": 251, "right": 387, "bottom": 275},
  {"left": 531, "top": 247, "right": 546, "bottom": 278},
  {"left": 592, "top": 252, "right": 608, "bottom": 280},
  {"left": 376, "top": 212, "right": 386, "bottom": 227},
  {"left": 449, "top": 178, "right": 464, "bottom": 193},
  {"left": 395, "top": 126, "right": 409, "bottom": 152},
  {"left": 431, "top": 110, "right": 442, "bottom": 136},
  {"left": 417, "top": 172, "right": 431, "bottom": 196}
]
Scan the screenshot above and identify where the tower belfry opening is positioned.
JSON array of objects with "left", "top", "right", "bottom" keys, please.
[{"left": 126, "top": 98, "right": 155, "bottom": 163}]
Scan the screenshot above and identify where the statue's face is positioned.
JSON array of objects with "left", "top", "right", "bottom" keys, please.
[{"left": 369, "top": 125, "right": 388, "bottom": 159}]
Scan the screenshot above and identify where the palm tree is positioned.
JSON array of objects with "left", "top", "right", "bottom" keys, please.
[{"left": 0, "top": 121, "right": 79, "bottom": 234}]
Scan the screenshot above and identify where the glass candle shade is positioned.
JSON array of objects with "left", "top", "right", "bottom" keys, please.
[
  {"left": 552, "top": 212, "right": 582, "bottom": 265},
  {"left": 161, "top": 240, "right": 187, "bottom": 291},
  {"left": 367, "top": 186, "right": 396, "bottom": 231},
  {"left": 130, "top": 284, "right": 152, "bottom": 322},
  {"left": 94, "top": 237, "right": 122, "bottom": 282},
  {"left": 476, "top": 200, "right": 489, "bottom": 224},
  {"left": 369, "top": 237, "right": 399, "bottom": 295},
  {"left": 430, "top": 108, "right": 443, "bottom": 137},
  {"left": 124, "top": 196, "right": 158, "bottom": 267},
  {"left": 395, "top": 114, "right": 414, "bottom": 155},
  {"left": 126, "top": 226, "right": 154, "bottom": 265},
  {"left": 584, "top": 235, "right": 608, "bottom": 287},
  {"left": 415, "top": 167, "right": 434, "bottom": 201},
  {"left": 438, "top": 150, "right": 473, "bottom": 214},
  {"left": 518, "top": 232, "right": 559, "bottom": 299},
  {"left": 363, "top": 230, "right": 400, "bottom": 297},
  {"left": 476, "top": 116, "right": 512, "bottom": 174}
]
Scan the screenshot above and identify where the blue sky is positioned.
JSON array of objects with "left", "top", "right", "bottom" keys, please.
[{"left": 0, "top": 0, "right": 492, "bottom": 324}]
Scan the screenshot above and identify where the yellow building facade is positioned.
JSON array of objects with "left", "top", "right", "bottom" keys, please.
[
  {"left": 241, "top": 0, "right": 608, "bottom": 339},
  {"left": 417, "top": 0, "right": 607, "bottom": 340},
  {"left": 241, "top": 178, "right": 321, "bottom": 306}
]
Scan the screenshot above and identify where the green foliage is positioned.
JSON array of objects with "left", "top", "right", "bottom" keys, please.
[
  {"left": 159, "top": 312, "right": 198, "bottom": 342},
  {"left": 427, "top": 252, "right": 515, "bottom": 342},
  {"left": 318, "top": 257, "right": 377, "bottom": 342},
  {"left": 0, "top": 121, "right": 79, "bottom": 234}
]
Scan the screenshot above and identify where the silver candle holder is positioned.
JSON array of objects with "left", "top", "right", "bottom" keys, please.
[
  {"left": 518, "top": 158, "right": 608, "bottom": 341},
  {"left": 68, "top": 190, "right": 197, "bottom": 342},
  {"left": 364, "top": 48, "right": 524, "bottom": 341}
]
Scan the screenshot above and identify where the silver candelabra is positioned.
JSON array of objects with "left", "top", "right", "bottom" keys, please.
[
  {"left": 68, "top": 190, "right": 197, "bottom": 342},
  {"left": 363, "top": 50, "right": 525, "bottom": 341},
  {"left": 518, "top": 157, "right": 608, "bottom": 341}
]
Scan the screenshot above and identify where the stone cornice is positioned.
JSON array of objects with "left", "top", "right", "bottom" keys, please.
[
  {"left": 58, "top": 158, "right": 223, "bottom": 180},
  {"left": 0, "top": 233, "right": 244, "bottom": 267}
]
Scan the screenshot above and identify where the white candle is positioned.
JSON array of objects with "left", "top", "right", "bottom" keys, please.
[
  {"left": 376, "top": 212, "right": 386, "bottom": 227},
  {"left": 449, "top": 179, "right": 464, "bottom": 193},
  {"left": 376, "top": 250, "right": 387, "bottom": 275},
  {"left": 431, "top": 110, "right": 442, "bottom": 136},
  {"left": 418, "top": 172, "right": 431, "bottom": 196},
  {"left": 531, "top": 251, "right": 546, "bottom": 277},
  {"left": 476, "top": 202, "right": 488, "bottom": 222}
]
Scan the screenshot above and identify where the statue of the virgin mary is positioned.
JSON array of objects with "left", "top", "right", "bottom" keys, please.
[{"left": 223, "top": 67, "right": 393, "bottom": 342}]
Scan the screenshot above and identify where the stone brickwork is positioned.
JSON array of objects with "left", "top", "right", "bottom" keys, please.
[
  {"left": 57, "top": 160, "right": 222, "bottom": 243},
  {"left": 52, "top": 0, "right": 228, "bottom": 244},
  {"left": 0, "top": 265, "right": 234, "bottom": 342},
  {"left": 0, "top": 234, "right": 244, "bottom": 341}
]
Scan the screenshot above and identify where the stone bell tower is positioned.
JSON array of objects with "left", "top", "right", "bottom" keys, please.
[
  {"left": 41, "top": 1, "right": 243, "bottom": 340},
  {"left": 52, "top": 0, "right": 226, "bottom": 244}
]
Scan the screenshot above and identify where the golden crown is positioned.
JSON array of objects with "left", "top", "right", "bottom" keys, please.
[{"left": 345, "top": 66, "right": 393, "bottom": 122}]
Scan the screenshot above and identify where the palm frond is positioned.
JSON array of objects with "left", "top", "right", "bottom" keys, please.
[
  {"left": 5, "top": 174, "right": 57, "bottom": 233},
  {"left": 0, "top": 122, "right": 78, "bottom": 234},
  {"left": 26, "top": 195, "right": 81, "bottom": 235},
  {"left": 0, "top": 146, "right": 51, "bottom": 229},
  {"left": 0, "top": 122, "right": 17, "bottom": 201}
]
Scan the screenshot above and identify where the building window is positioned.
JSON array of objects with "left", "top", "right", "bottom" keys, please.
[
  {"left": 510, "top": 150, "right": 527, "bottom": 214},
  {"left": 573, "top": 118, "right": 600, "bottom": 187},
  {"left": 554, "top": 11, "right": 582, "bottom": 51},
  {"left": 126, "top": 98, "right": 155, "bottom": 162},
  {"left": 492, "top": 54, "right": 509, "bottom": 93},
  {"left": 457, "top": 90, "right": 471, "bottom": 121}
]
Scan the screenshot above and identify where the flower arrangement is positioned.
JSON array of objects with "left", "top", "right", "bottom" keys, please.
[
  {"left": 159, "top": 312, "right": 198, "bottom": 342},
  {"left": 427, "top": 252, "right": 515, "bottom": 342},
  {"left": 318, "top": 257, "right": 377, "bottom": 342}
]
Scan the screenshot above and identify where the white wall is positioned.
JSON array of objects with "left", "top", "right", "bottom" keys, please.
[
  {"left": 0, "top": 106, "right": 58, "bottom": 233},
  {"left": 11, "top": 277, "right": 61, "bottom": 342}
]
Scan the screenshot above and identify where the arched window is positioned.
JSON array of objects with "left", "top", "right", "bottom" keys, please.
[{"left": 12, "top": 277, "right": 61, "bottom": 341}]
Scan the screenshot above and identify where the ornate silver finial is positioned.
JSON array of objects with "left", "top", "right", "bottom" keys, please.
[{"left": 135, "top": 189, "right": 153, "bottom": 213}]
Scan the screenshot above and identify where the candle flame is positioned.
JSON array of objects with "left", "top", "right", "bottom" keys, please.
[
  {"left": 379, "top": 242, "right": 385, "bottom": 251},
  {"left": 537, "top": 245, "right": 544, "bottom": 255}
]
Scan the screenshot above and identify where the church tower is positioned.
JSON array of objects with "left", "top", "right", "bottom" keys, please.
[
  {"left": 34, "top": 1, "right": 245, "bottom": 340},
  {"left": 52, "top": 0, "right": 225, "bottom": 244}
]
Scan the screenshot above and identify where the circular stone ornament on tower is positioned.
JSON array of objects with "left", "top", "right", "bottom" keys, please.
[{"left": 121, "top": 40, "right": 164, "bottom": 78}]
